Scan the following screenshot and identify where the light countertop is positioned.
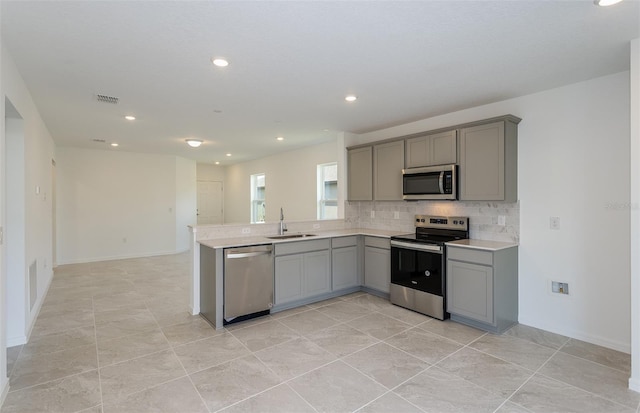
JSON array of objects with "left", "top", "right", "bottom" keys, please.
[
  {"left": 446, "top": 239, "right": 518, "bottom": 251},
  {"left": 198, "top": 228, "right": 406, "bottom": 249}
]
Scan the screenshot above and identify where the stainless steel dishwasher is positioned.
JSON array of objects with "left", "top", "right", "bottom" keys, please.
[{"left": 223, "top": 244, "right": 274, "bottom": 325}]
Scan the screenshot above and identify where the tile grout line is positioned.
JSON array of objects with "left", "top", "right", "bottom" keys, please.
[{"left": 92, "top": 281, "right": 105, "bottom": 412}]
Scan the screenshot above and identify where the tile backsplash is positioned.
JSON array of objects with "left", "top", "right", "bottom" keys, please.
[{"left": 346, "top": 200, "right": 519, "bottom": 243}]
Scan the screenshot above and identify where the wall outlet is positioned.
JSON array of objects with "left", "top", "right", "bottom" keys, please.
[
  {"left": 552, "top": 281, "right": 569, "bottom": 294},
  {"left": 370, "top": 211, "right": 375, "bottom": 218},
  {"left": 313, "top": 223, "right": 320, "bottom": 229},
  {"left": 241, "top": 227, "right": 251, "bottom": 234},
  {"left": 498, "top": 215, "right": 506, "bottom": 226},
  {"left": 550, "top": 216, "right": 560, "bottom": 230},
  {"left": 394, "top": 211, "right": 400, "bottom": 219}
]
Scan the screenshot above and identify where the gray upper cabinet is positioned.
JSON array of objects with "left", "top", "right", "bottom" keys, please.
[
  {"left": 405, "top": 130, "right": 457, "bottom": 168},
  {"left": 373, "top": 140, "right": 404, "bottom": 201},
  {"left": 458, "top": 118, "right": 519, "bottom": 202},
  {"left": 347, "top": 146, "right": 373, "bottom": 201}
]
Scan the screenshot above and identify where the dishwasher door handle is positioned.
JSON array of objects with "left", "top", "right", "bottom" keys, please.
[{"left": 226, "top": 250, "right": 272, "bottom": 259}]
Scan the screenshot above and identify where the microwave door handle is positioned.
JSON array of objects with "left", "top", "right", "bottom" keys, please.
[{"left": 438, "top": 171, "right": 445, "bottom": 194}]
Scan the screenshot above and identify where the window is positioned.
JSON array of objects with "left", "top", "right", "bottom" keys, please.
[
  {"left": 251, "top": 173, "right": 266, "bottom": 223},
  {"left": 317, "top": 162, "right": 338, "bottom": 220}
]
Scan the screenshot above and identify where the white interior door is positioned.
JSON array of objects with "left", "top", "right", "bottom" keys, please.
[{"left": 197, "top": 181, "right": 223, "bottom": 225}]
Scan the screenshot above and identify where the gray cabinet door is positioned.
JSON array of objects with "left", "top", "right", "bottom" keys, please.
[
  {"left": 459, "top": 121, "right": 505, "bottom": 201},
  {"left": 304, "top": 250, "right": 331, "bottom": 296},
  {"left": 332, "top": 246, "right": 358, "bottom": 290},
  {"left": 364, "top": 246, "right": 390, "bottom": 293},
  {"left": 431, "top": 130, "right": 457, "bottom": 165},
  {"left": 447, "top": 259, "right": 493, "bottom": 324},
  {"left": 373, "top": 140, "right": 404, "bottom": 200},
  {"left": 274, "top": 255, "right": 304, "bottom": 305},
  {"left": 405, "top": 130, "right": 457, "bottom": 168},
  {"left": 347, "top": 147, "right": 373, "bottom": 201}
]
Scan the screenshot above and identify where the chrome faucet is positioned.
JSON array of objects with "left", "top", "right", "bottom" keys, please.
[{"left": 279, "top": 208, "right": 287, "bottom": 235}]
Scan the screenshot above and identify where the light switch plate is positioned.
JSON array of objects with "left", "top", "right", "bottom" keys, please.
[
  {"left": 498, "top": 215, "right": 506, "bottom": 226},
  {"left": 550, "top": 216, "right": 560, "bottom": 230}
]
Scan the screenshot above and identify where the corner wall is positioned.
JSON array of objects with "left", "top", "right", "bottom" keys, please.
[
  {"left": 1, "top": 45, "right": 56, "bottom": 350},
  {"left": 351, "top": 71, "right": 631, "bottom": 352},
  {"left": 223, "top": 141, "right": 337, "bottom": 224},
  {"left": 56, "top": 147, "right": 196, "bottom": 264},
  {"left": 629, "top": 38, "right": 639, "bottom": 392}
]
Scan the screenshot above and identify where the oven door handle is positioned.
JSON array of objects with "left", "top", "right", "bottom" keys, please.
[{"left": 391, "top": 240, "right": 443, "bottom": 254}]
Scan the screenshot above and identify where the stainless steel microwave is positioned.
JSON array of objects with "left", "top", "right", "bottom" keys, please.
[{"left": 402, "top": 164, "right": 457, "bottom": 200}]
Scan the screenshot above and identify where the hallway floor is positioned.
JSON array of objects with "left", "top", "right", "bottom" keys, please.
[{"left": 3, "top": 252, "right": 639, "bottom": 413}]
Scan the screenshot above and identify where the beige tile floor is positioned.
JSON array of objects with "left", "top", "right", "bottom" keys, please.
[{"left": 3, "top": 252, "right": 639, "bottom": 413}]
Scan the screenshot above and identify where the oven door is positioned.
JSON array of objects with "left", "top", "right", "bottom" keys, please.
[{"left": 390, "top": 241, "right": 445, "bottom": 297}]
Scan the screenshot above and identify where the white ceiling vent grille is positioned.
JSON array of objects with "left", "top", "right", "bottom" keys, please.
[
  {"left": 92, "top": 138, "right": 106, "bottom": 143},
  {"left": 95, "top": 94, "right": 119, "bottom": 104}
]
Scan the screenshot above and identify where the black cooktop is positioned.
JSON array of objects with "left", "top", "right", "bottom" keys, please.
[{"left": 391, "top": 232, "right": 466, "bottom": 246}]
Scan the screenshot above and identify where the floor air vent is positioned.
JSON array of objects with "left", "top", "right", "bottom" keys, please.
[{"left": 29, "top": 261, "right": 37, "bottom": 311}]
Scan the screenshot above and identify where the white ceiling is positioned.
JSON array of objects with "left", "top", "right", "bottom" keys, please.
[{"left": 1, "top": 1, "right": 638, "bottom": 164}]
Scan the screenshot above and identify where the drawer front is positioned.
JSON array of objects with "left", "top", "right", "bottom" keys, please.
[
  {"left": 332, "top": 236, "right": 358, "bottom": 249},
  {"left": 275, "top": 238, "right": 331, "bottom": 256},
  {"left": 447, "top": 246, "right": 493, "bottom": 266},
  {"left": 364, "top": 236, "right": 390, "bottom": 249}
]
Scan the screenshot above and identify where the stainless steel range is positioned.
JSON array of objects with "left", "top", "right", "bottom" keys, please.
[{"left": 390, "top": 215, "right": 469, "bottom": 320}]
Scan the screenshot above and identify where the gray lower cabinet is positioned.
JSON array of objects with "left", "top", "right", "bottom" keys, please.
[
  {"left": 363, "top": 236, "right": 390, "bottom": 293},
  {"left": 446, "top": 245, "right": 518, "bottom": 333},
  {"left": 274, "top": 239, "right": 331, "bottom": 306},
  {"left": 331, "top": 236, "right": 359, "bottom": 290}
]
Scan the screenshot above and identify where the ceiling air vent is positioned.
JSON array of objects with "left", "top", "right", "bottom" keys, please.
[
  {"left": 95, "top": 94, "right": 119, "bottom": 104},
  {"left": 92, "top": 139, "right": 106, "bottom": 143}
]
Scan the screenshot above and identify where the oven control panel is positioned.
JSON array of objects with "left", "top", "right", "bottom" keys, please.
[{"left": 415, "top": 215, "right": 468, "bottom": 231}]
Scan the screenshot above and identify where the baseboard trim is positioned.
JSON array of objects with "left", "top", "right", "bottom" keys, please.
[
  {"left": 517, "top": 316, "right": 630, "bottom": 354},
  {"left": 629, "top": 377, "right": 640, "bottom": 393},
  {"left": 0, "top": 379, "right": 9, "bottom": 409},
  {"left": 7, "top": 335, "right": 27, "bottom": 347},
  {"left": 57, "top": 249, "right": 189, "bottom": 265}
]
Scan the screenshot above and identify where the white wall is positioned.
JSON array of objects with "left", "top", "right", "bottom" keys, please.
[
  {"left": 176, "top": 156, "right": 197, "bottom": 251},
  {"left": 196, "top": 163, "right": 225, "bottom": 181},
  {"left": 5, "top": 116, "right": 25, "bottom": 345},
  {"left": 0, "top": 20, "right": 6, "bottom": 402},
  {"left": 629, "top": 38, "right": 639, "bottom": 391},
  {"left": 224, "top": 141, "right": 338, "bottom": 224},
  {"left": 56, "top": 148, "right": 196, "bottom": 264},
  {"left": 1, "top": 45, "right": 56, "bottom": 351},
  {"left": 351, "top": 72, "right": 631, "bottom": 352}
]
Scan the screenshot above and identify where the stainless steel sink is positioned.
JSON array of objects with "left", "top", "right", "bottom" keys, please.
[{"left": 265, "top": 233, "right": 317, "bottom": 240}]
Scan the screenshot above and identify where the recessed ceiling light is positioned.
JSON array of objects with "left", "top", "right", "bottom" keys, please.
[
  {"left": 225, "top": 153, "right": 232, "bottom": 157},
  {"left": 212, "top": 58, "right": 229, "bottom": 67},
  {"left": 186, "top": 139, "right": 203, "bottom": 148},
  {"left": 594, "top": 0, "right": 623, "bottom": 5},
  {"left": 345, "top": 95, "right": 357, "bottom": 102},
  {"left": 276, "top": 136, "right": 284, "bottom": 141},
  {"left": 124, "top": 115, "right": 135, "bottom": 121},
  {"left": 215, "top": 161, "right": 220, "bottom": 165},
  {"left": 110, "top": 143, "right": 119, "bottom": 147}
]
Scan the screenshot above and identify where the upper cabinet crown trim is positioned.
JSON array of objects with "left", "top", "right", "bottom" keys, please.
[{"left": 346, "top": 114, "right": 521, "bottom": 151}]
